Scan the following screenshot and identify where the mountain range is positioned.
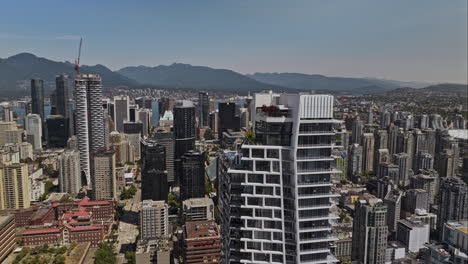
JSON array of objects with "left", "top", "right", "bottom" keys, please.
[{"left": 0, "top": 52, "right": 464, "bottom": 97}]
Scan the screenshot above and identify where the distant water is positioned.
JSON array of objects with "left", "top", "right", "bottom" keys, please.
[{"left": 12, "top": 106, "right": 51, "bottom": 126}]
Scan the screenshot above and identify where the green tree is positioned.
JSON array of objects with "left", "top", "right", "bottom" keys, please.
[
  {"left": 244, "top": 130, "right": 256, "bottom": 144},
  {"left": 125, "top": 252, "right": 136, "bottom": 264},
  {"left": 94, "top": 242, "right": 116, "bottom": 264},
  {"left": 53, "top": 255, "right": 66, "bottom": 264}
]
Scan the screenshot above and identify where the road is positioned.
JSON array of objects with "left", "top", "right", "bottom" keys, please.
[{"left": 115, "top": 187, "right": 141, "bottom": 263}]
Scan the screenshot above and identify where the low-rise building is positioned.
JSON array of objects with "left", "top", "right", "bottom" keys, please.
[
  {"left": 182, "top": 196, "right": 214, "bottom": 222},
  {"left": 140, "top": 200, "right": 169, "bottom": 241}
]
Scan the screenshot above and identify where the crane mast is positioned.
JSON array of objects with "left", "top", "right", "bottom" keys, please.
[{"left": 74, "top": 38, "right": 82, "bottom": 75}]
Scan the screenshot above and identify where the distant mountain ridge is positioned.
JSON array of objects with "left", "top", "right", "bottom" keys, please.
[
  {"left": 0, "top": 53, "right": 137, "bottom": 95},
  {"left": 0, "top": 52, "right": 465, "bottom": 97},
  {"left": 387, "top": 83, "right": 467, "bottom": 96},
  {"left": 117, "top": 63, "right": 288, "bottom": 94}
]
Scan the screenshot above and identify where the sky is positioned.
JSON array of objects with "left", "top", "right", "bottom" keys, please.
[{"left": 0, "top": 0, "right": 467, "bottom": 83}]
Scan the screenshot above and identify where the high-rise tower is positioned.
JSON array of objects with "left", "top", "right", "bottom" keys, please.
[{"left": 219, "top": 92, "right": 340, "bottom": 264}]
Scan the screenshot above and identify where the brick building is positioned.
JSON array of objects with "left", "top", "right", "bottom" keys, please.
[{"left": 183, "top": 220, "right": 222, "bottom": 264}]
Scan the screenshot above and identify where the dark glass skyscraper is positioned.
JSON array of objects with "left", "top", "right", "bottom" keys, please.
[
  {"left": 31, "top": 79, "right": 45, "bottom": 120},
  {"left": 180, "top": 151, "right": 205, "bottom": 201},
  {"left": 141, "top": 139, "right": 168, "bottom": 201},
  {"left": 154, "top": 130, "right": 175, "bottom": 184},
  {"left": 55, "top": 74, "right": 74, "bottom": 136},
  {"left": 198, "top": 92, "right": 209, "bottom": 127},
  {"left": 46, "top": 115, "right": 69, "bottom": 149},
  {"left": 218, "top": 102, "right": 240, "bottom": 136},
  {"left": 174, "top": 101, "right": 196, "bottom": 159}
]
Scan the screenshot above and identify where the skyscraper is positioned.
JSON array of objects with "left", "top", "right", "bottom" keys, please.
[
  {"left": 0, "top": 163, "right": 30, "bottom": 210},
  {"left": 218, "top": 102, "right": 240, "bottom": 137},
  {"left": 347, "top": 143, "right": 363, "bottom": 179},
  {"left": 361, "top": 133, "right": 375, "bottom": 172},
  {"left": 158, "top": 97, "right": 176, "bottom": 119},
  {"left": 351, "top": 119, "right": 364, "bottom": 144},
  {"left": 46, "top": 115, "right": 69, "bottom": 149},
  {"left": 30, "top": 79, "right": 45, "bottom": 120},
  {"left": 55, "top": 74, "right": 74, "bottom": 136},
  {"left": 219, "top": 93, "right": 340, "bottom": 264},
  {"left": 198, "top": 92, "right": 210, "bottom": 127},
  {"left": 91, "top": 149, "right": 117, "bottom": 201},
  {"left": 174, "top": 100, "right": 196, "bottom": 159},
  {"left": 180, "top": 151, "right": 205, "bottom": 201},
  {"left": 24, "top": 113, "right": 42, "bottom": 150},
  {"left": 114, "top": 95, "right": 129, "bottom": 132},
  {"left": 136, "top": 108, "right": 152, "bottom": 138},
  {"left": 75, "top": 74, "right": 105, "bottom": 184},
  {"left": 393, "top": 153, "right": 410, "bottom": 185},
  {"left": 384, "top": 189, "right": 402, "bottom": 234},
  {"left": 141, "top": 139, "right": 168, "bottom": 201},
  {"left": 351, "top": 195, "right": 388, "bottom": 264},
  {"left": 59, "top": 150, "right": 81, "bottom": 195},
  {"left": 154, "top": 130, "right": 175, "bottom": 184},
  {"left": 437, "top": 176, "right": 467, "bottom": 239}
]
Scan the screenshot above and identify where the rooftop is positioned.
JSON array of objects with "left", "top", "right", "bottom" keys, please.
[{"left": 185, "top": 220, "right": 219, "bottom": 239}]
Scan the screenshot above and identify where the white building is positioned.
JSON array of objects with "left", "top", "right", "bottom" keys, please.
[
  {"left": 396, "top": 218, "right": 430, "bottom": 253},
  {"left": 59, "top": 150, "right": 81, "bottom": 195},
  {"left": 219, "top": 92, "right": 340, "bottom": 264},
  {"left": 25, "top": 113, "right": 42, "bottom": 150},
  {"left": 183, "top": 196, "right": 214, "bottom": 222},
  {"left": 140, "top": 200, "right": 169, "bottom": 241}
]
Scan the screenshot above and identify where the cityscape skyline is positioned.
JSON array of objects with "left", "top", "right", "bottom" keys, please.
[{"left": 0, "top": 0, "right": 467, "bottom": 83}]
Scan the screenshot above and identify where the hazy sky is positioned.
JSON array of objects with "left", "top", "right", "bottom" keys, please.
[{"left": 1, "top": 0, "right": 467, "bottom": 83}]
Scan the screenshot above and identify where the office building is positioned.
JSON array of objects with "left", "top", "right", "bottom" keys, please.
[
  {"left": 351, "top": 119, "right": 364, "bottom": 144},
  {"left": 347, "top": 144, "right": 363, "bottom": 180},
  {"left": 158, "top": 97, "right": 176, "bottom": 119},
  {"left": 123, "top": 121, "right": 143, "bottom": 135},
  {"left": 393, "top": 153, "right": 410, "bottom": 185},
  {"left": 380, "top": 110, "right": 391, "bottom": 129},
  {"left": 55, "top": 74, "right": 74, "bottom": 136},
  {"left": 361, "top": 133, "right": 375, "bottom": 172},
  {"left": 140, "top": 200, "right": 169, "bottom": 240},
  {"left": 182, "top": 196, "right": 214, "bottom": 222},
  {"left": 46, "top": 115, "right": 69, "bottom": 149},
  {"left": 218, "top": 102, "right": 240, "bottom": 137},
  {"left": 352, "top": 195, "right": 388, "bottom": 264},
  {"left": 0, "top": 215, "right": 16, "bottom": 263},
  {"left": 141, "top": 139, "right": 168, "bottom": 201},
  {"left": 198, "top": 92, "right": 210, "bottom": 127},
  {"left": 91, "top": 149, "right": 116, "bottom": 201},
  {"left": 25, "top": 113, "right": 42, "bottom": 150},
  {"left": 0, "top": 121, "right": 22, "bottom": 145},
  {"left": 59, "top": 150, "right": 81, "bottom": 195},
  {"left": 109, "top": 132, "right": 134, "bottom": 165},
  {"left": 410, "top": 171, "right": 439, "bottom": 207},
  {"left": 154, "top": 130, "right": 175, "bottom": 183},
  {"left": 136, "top": 108, "right": 152, "bottom": 137},
  {"left": 437, "top": 177, "right": 468, "bottom": 238},
  {"left": 75, "top": 74, "right": 105, "bottom": 184},
  {"left": 135, "top": 96, "right": 153, "bottom": 109},
  {"left": 436, "top": 149, "right": 457, "bottom": 178},
  {"left": 31, "top": 78, "right": 45, "bottom": 120},
  {"left": 414, "top": 151, "right": 434, "bottom": 173},
  {"left": 180, "top": 151, "right": 205, "bottom": 200},
  {"left": 114, "top": 95, "right": 129, "bottom": 132},
  {"left": 384, "top": 189, "right": 402, "bottom": 234},
  {"left": 0, "top": 162, "right": 30, "bottom": 210},
  {"left": 1, "top": 107, "right": 14, "bottom": 122},
  {"left": 396, "top": 218, "right": 429, "bottom": 253},
  {"left": 183, "top": 221, "right": 221, "bottom": 264},
  {"left": 219, "top": 93, "right": 340, "bottom": 264},
  {"left": 403, "top": 189, "right": 429, "bottom": 214},
  {"left": 174, "top": 101, "right": 196, "bottom": 160}
]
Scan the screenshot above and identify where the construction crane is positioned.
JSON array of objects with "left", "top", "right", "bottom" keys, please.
[{"left": 74, "top": 38, "right": 83, "bottom": 75}]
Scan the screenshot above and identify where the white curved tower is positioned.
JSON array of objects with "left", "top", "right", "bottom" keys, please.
[{"left": 74, "top": 74, "right": 104, "bottom": 185}]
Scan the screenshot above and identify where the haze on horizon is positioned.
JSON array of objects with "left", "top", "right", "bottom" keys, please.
[{"left": 0, "top": 0, "right": 467, "bottom": 84}]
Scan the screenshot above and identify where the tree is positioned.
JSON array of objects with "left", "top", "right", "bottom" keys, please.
[
  {"left": 125, "top": 252, "right": 136, "bottom": 264},
  {"left": 94, "top": 242, "right": 116, "bottom": 264},
  {"left": 244, "top": 130, "right": 256, "bottom": 144},
  {"left": 53, "top": 255, "right": 66, "bottom": 264}
]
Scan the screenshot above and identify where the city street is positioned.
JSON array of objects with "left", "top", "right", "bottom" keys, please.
[{"left": 115, "top": 188, "right": 141, "bottom": 263}]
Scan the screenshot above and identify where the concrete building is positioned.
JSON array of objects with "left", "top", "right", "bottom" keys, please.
[
  {"left": 0, "top": 162, "right": 30, "bottom": 210},
  {"left": 140, "top": 200, "right": 169, "bottom": 240},
  {"left": 183, "top": 220, "right": 221, "bottom": 264},
  {"left": 410, "top": 171, "right": 439, "bottom": 207},
  {"left": 114, "top": 95, "right": 130, "bottom": 132},
  {"left": 396, "top": 218, "right": 429, "bottom": 253},
  {"left": 403, "top": 189, "right": 429, "bottom": 214},
  {"left": 25, "top": 113, "right": 42, "bottom": 150},
  {"left": 361, "top": 133, "right": 375, "bottom": 172},
  {"left": 91, "top": 149, "right": 116, "bottom": 201},
  {"left": 219, "top": 93, "right": 340, "bottom": 264},
  {"left": 59, "top": 150, "right": 81, "bottom": 195},
  {"left": 0, "top": 121, "right": 22, "bottom": 145},
  {"left": 437, "top": 177, "right": 468, "bottom": 239},
  {"left": 384, "top": 189, "right": 402, "bottom": 234},
  {"left": 352, "top": 195, "right": 388, "bottom": 264},
  {"left": 0, "top": 214, "right": 16, "bottom": 263},
  {"left": 75, "top": 74, "right": 105, "bottom": 184},
  {"left": 393, "top": 153, "right": 410, "bottom": 185},
  {"left": 352, "top": 119, "right": 364, "bottom": 144},
  {"left": 347, "top": 143, "right": 363, "bottom": 180},
  {"left": 182, "top": 196, "right": 214, "bottom": 222}
]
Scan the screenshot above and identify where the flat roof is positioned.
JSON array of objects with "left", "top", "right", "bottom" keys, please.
[{"left": 185, "top": 220, "right": 219, "bottom": 239}]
